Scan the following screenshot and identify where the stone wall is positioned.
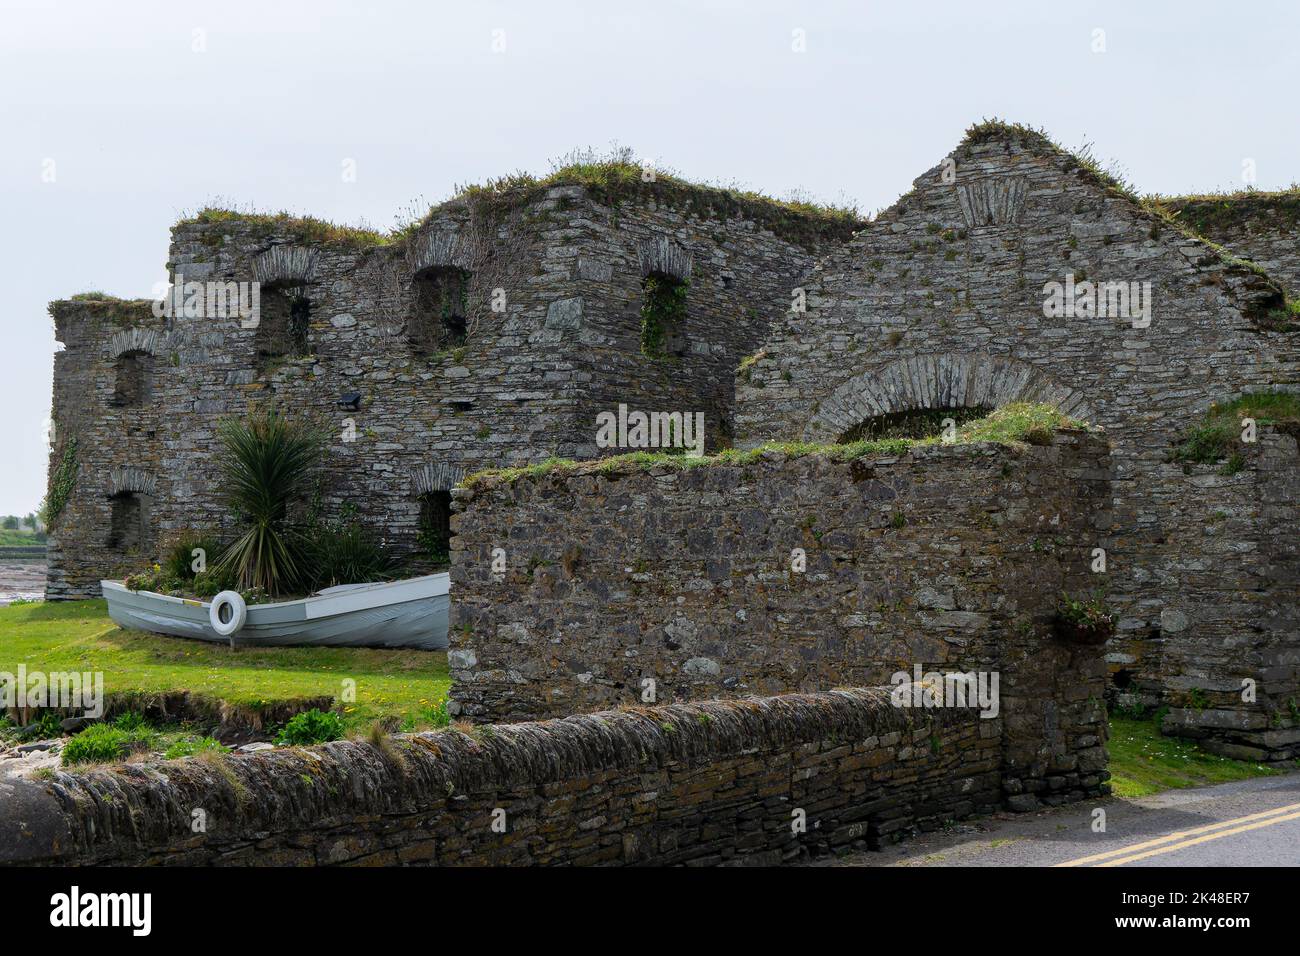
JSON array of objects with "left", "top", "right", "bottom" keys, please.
[
  {"left": 45, "top": 184, "right": 839, "bottom": 598},
  {"left": 1162, "top": 193, "right": 1300, "bottom": 296},
  {"left": 449, "top": 429, "right": 1111, "bottom": 807},
  {"left": 730, "top": 127, "right": 1300, "bottom": 749},
  {"left": 1, "top": 687, "right": 1001, "bottom": 866},
  {"left": 1133, "top": 427, "right": 1300, "bottom": 761},
  {"left": 46, "top": 299, "right": 167, "bottom": 596}
]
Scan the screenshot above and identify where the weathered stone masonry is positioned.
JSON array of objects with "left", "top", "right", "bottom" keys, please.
[
  {"left": 1150, "top": 427, "right": 1300, "bottom": 761},
  {"left": 1163, "top": 192, "right": 1300, "bottom": 297},
  {"left": 732, "top": 128, "right": 1300, "bottom": 757},
  {"left": 41, "top": 125, "right": 1300, "bottom": 769},
  {"left": 449, "top": 430, "right": 1111, "bottom": 809},
  {"left": 2, "top": 688, "right": 1001, "bottom": 866},
  {"left": 46, "top": 184, "right": 848, "bottom": 598}
]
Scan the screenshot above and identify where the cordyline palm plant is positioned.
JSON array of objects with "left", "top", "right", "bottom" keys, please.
[{"left": 212, "top": 409, "right": 323, "bottom": 597}]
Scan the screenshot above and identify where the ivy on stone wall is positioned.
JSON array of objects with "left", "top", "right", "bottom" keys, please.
[{"left": 44, "top": 436, "right": 79, "bottom": 526}]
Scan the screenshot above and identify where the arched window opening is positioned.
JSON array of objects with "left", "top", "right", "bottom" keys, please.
[
  {"left": 256, "top": 285, "right": 312, "bottom": 367},
  {"left": 112, "top": 351, "right": 152, "bottom": 407},
  {"left": 640, "top": 272, "right": 688, "bottom": 359},
  {"left": 409, "top": 266, "right": 471, "bottom": 355},
  {"left": 837, "top": 405, "right": 991, "bottom": 444},
  {"left": 417, "top": 490, "right": 452, "bottom": 564},
  {"left": 107, "top": 491, "right": 152, "bottom": 553}
]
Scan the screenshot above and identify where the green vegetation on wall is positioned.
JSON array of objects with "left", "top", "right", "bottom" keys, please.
[
  {"left": 43, "top": 436, "right": 79, "bottom": 525},
  {"left": 1158, "top": 187, "right": 1300, "bottom": 238},
  {"left": 466, "top": 403, "right": 1086, "bottom": 487},
  {"left": 177, "top": 207, "right": 388, "bottom": 251},
  {"left": 1170, "top": 391, "right": 1300, "bottom": 466},
  {"left": 640, "top": 274, "right": 688, "bottom": 359},
  {"left": 422, "top": 147, "right": 864, "bottom": 251}
]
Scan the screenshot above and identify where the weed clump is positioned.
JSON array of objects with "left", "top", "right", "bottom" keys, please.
[
  {"left": 275, "top": 708, "right": 345, "bottom": 746},
  {"left": 1170, "top": 391, "right": 1300, "bottom": 465}
]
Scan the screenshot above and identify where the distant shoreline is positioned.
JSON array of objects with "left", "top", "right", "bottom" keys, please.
[{"left": 0, "top": 560, "right": 46, "bottom": 605}]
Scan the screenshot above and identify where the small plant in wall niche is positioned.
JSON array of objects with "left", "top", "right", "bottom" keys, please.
[
  {"left": 1170, "top": 391, "right": 1300, "bottom": 467},
  {"left": 737, "top": 349, "right": 766, "bottom": 384},
  {"left": 1053, "top": 592, "right": 1115, "bottom": 645},
  {"left": 640, "top": 273, "right": 688, "bottom": 359}
]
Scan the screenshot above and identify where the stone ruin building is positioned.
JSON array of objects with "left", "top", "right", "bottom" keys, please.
[
  {"left": 733, "top": 125, "right": 1300, "bottom": 762},
  {"left": 46, "top": 175, "right": 853, "bottom": 598},
  {"left": 45, "top": 122, "right": 1300, "bottom": 764}
]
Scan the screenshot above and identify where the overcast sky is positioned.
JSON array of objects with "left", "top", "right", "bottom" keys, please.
[{"left": 1, "top": 0, "right": 1296, "bottom": 515}]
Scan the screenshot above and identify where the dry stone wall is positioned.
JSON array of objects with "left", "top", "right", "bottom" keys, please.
[
  {"left": 45, "top": 185, "right": 835, "bottom": 598},
  {"left": 449, "top": 430, "right": 1111, "bottom": 808},
  {"left": 731, "top": 129, "right": 1300, "bottom": 752},
  {"left": 1, "top": 688, "right": 999, "bottom": 867}
]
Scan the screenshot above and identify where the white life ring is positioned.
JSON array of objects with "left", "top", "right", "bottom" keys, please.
[{"left": 209, "top": 590, "right": 247, "bottom": 637}]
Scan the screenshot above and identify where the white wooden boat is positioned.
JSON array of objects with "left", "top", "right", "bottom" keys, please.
[{"left": 101, "top": 574, "right": 449, "bottom": 650}]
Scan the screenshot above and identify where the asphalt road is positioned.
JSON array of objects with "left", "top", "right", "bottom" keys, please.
[{"left": 804, "top": 772, "right": 1300, "bottom": 867}]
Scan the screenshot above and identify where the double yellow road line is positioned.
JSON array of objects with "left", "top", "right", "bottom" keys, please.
[{"left": 1056, "top": 801, "right": 1300, "bottom": 867}]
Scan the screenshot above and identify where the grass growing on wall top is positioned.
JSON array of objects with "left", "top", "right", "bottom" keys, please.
[
  {"left": 177, "top": 206, "right": 389, "bottom": 250},
  {"left": 422, "top": 146, "right": 865, "bottom": 250},
  {"left": 961, "top": 118, "right": 1142, "bottom": 204},
  {"left": 465, "top": 403, "right": 1087, "bottom": 487},
  {"left": 179, "top": 147, "right": 865, "bottom": 255},
  {"left": 1153, "top": 186, "right": 1300, "bottom": 236},
  {"left": 0, "top": 600, "right": 450, "bottom": 732}
]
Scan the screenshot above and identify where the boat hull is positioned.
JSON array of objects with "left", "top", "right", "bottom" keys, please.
[{"left": 101, "top": 574, "right": 450, "bottom": 650}]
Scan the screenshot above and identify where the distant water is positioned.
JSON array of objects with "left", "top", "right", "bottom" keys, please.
[{"left": 0, "top": 561, "right": 45, "bottom": 605}]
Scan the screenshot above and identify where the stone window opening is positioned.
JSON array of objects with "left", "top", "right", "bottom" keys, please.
[
  {"left": 255, "top": 284, "right": 312, "bottom": 367},
  {"left": 409, "top": 266, "right": 471, "bottom": 356},
  {"left": 640, "top": 271, "right": 689, "bottom": 359},
  {"left": 837, "top": 405, "right": 991, "bottom": 444},
  {"left": 106, "top": 491, "right": 152, "bottom": 553},
  {"left": 111, "top": 350, "right": 152, "bottom": 407},
  {"left": 417, "top": 490, "right": 453, "bottom": 564}
]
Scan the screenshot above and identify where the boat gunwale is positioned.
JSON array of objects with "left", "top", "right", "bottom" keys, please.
[{"left": 100, "top": 572, "right": 449, "bottom": 618}]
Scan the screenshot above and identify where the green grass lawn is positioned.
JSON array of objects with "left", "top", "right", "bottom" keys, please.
[
  {"left": 1108, "top": 715, "right": 1293, "bottom": 798},
  {"left": 4, "top": 600, "right": 1297, "bottom": 790},
  {"left": 0, "top": 599, "right": 450, "bottom": 732}
]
